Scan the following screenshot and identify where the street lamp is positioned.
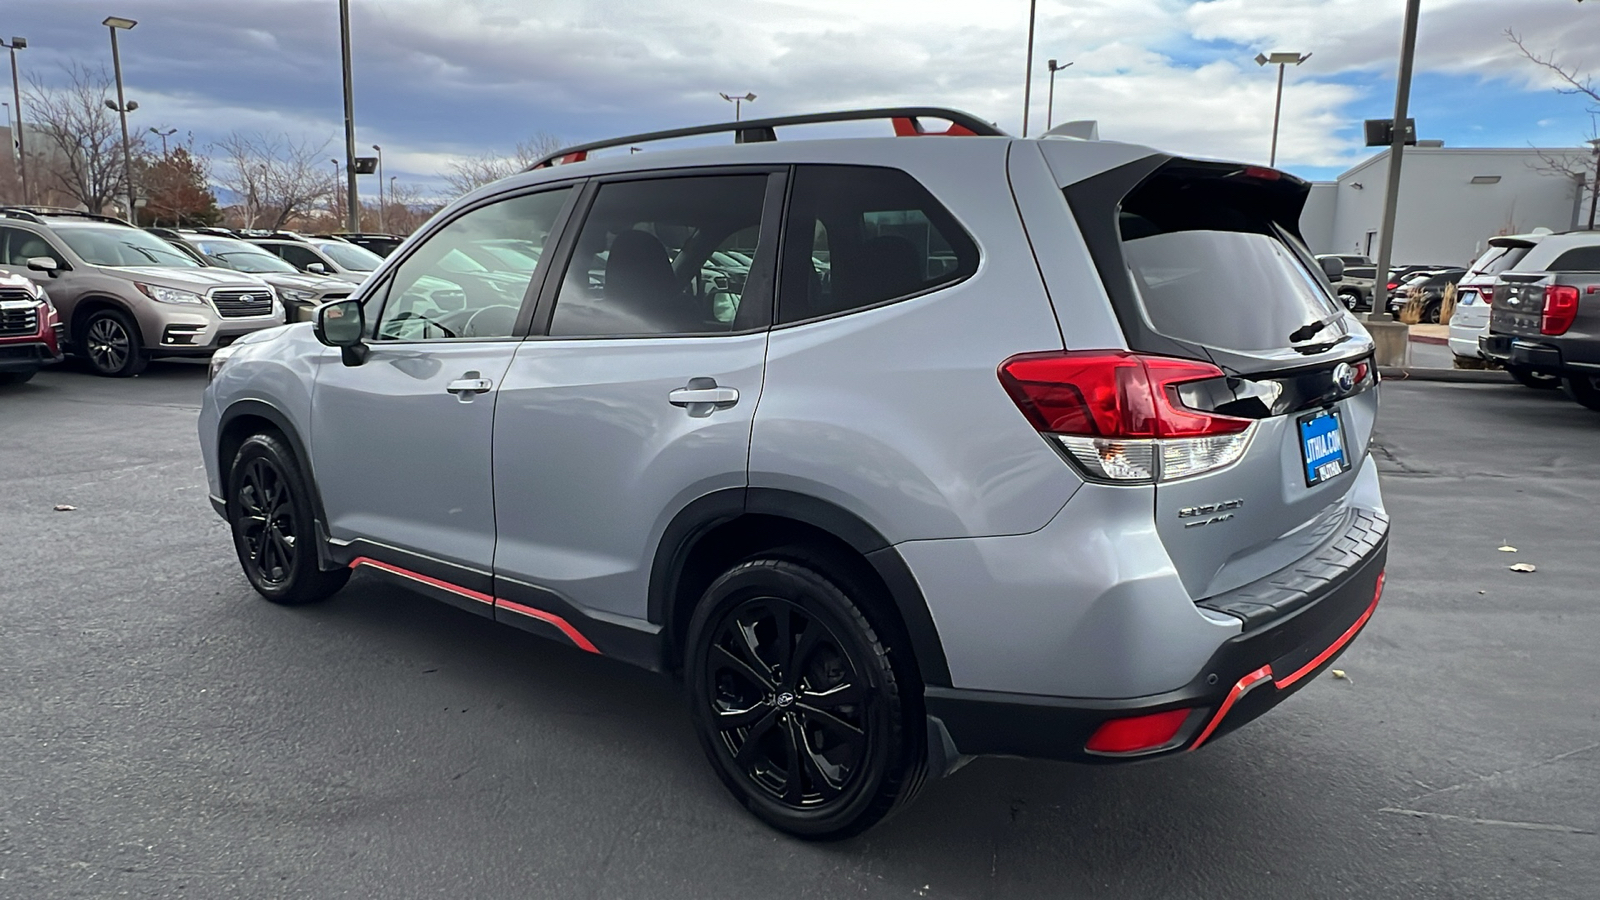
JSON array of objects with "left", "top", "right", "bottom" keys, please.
[
  {"left": 149, "top": 126, "right": 176, "bottom": 156},
  {"left": 718, "top": 92, "right": 756, "bottom": 121},
  {"left": 1587, "top": 138, "right": 1600, "bottom": 231},
  {"left": 338, "top": 0, "right": 359, "bottom": 232},
  {"left": 1022, "top": 0, "right": 1038, "bottom": 137},
  {"left": 372, "top": 143, "right": 384, "bottom": 233},
  {"left": 1254, "top": 50, "right": 1310, "bottom": 167},
  {"left": 1, "top": 36, "right": 26, "bottom": 204},
  {"left": 103, "top": 17, "right": 139, "bottom": 221},
  {"left": 1045, "top": 59, "right": 1073, "bottom": 131}
]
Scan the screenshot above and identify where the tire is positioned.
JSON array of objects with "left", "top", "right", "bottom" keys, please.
[
  {"left": 1506, "top": 365, "right": 1560, "bottom": 391},
  {"left": 685, "top": 554, "right": 924, "bottom": 840},
  {"left": 1423, "top": 301, "right": 1442, "bottom": 324},
  {"left": 226, "top": 432, "right": 350, "bottom": 605},
  {"left": 1563, "top": 374, "right": 1600, "bottom": 412},
  {"left": 79, "top": 308, "right": 148, "bottom": 377},
  {"left": 0, "top": 368, "right": 37, "bottom": 385},
  {"left": 1337, "top": 289, "right": 1361, "bottom": 311}
]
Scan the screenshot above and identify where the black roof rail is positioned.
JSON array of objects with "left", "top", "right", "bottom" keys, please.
[
  {"left": 528, "top": 106, "right": 1006, "bottom": 171},
  {"left": 0, "top": 205, "right": 130, "bottom": 225},
  {"left": 237, "top": 229, "right": 309, "bottom": 242}
]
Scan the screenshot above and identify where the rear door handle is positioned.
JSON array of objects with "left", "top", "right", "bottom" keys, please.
[
  {"left": 446, "top": 371, "right": 494, "bottom": 397},
  {"left": 669, "top": 377, "right": 739, "bottom": 417}
]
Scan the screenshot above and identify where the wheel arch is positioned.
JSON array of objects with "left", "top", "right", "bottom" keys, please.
[
  {"left": 69, "top": 295, "right": 141, "bottom": 344},
  {"left": 650, "top": 487, "right": 952, "bottom": 688},
  {"left": 217, "top": 399, "right": 336, "bottom": 567}
]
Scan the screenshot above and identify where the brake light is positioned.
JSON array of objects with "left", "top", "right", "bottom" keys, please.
[
  {"left": 1541, "top": 284, "right": 1580, "bottom": 335},
  {"left": 1386, "top": 282, "right": 1399, "bottom": 291},
  {"left": 998, "top": 352, "right": 1255, "bottom": 483}
]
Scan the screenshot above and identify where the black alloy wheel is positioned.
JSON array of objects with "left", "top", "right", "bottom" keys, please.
[
  {"left": 81, "top": 308, "right": 148, "bottom": 377},
  {"left": 1337, "top": 289, "right": 1361, "bottom": 311},
  {"left": 686, "top": 556, "right": 923, "bottom": 840},
  {"left": 1563, "top": 374, "right": 1600, "bottom": 412},
  {"left": 1423, "top": 301, "right": 1443, "bottom": 324},
  {"left": 227, "top": 432, "right": 349, "bottom": 605},
  {"left": 1506, "top": 365, "right": 1560, "bottom": 391}
]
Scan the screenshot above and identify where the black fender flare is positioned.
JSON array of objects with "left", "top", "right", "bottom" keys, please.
[
  {"left": 647, "top": 486, "right": 953, "bottom": 687},
  {"left": 217, "top": 399, "right": 337, "bottom": 568}
]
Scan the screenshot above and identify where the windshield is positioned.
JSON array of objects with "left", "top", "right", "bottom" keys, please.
[
  {"left": 313, "top": 241, "right": 382, "bottom": 272},
  {"left": 54, "top": 225, "right": 202, "bottom": 268},
  {"left": 1467, "top": 244, "right": 1533, "bottom": 277},
  {"left": 191, "top": 237, "right": 299, "bottom": 274}
]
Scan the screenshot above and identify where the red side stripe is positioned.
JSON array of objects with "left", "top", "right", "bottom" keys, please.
[
  {"left": 1189, "top": 665, "right": 1272, "bottom": 751},
  {"left": 350, "top": 557, "right": 494, "bottom": 605},
  {"left": 1273, "top": 570, "right": 1384, "bottom": 691},
  {"left": 348, "top": 557, "right": 601, "bottom": 654},
  {"left": 494, "top": 599, "right": 601, "bottom": 655}
]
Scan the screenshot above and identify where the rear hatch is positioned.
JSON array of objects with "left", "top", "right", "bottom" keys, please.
[
  {"left": 1490, "top": 274, "right": 1550, "bottom": 338},
  {"left": 1048, "top": 153, "right": 1379, "bottom": 601}
]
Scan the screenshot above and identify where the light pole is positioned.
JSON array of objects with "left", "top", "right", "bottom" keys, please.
[
  {"left": 1254, "top": 51, "right": 1310, "bottom": 167},
  {"left": 718, "top": 92, "right": 756, "bottom": 121},
  {"left": 2, "top": 36, "right": 26, "bottom": 204},
  {"left": 388, "top": 174, "right": 397, "bottom": 229},
  {"left": 330, "top": 159, "right": 341, "bottom": 225},
  {"left": 1587, "top": 138, "right": 1600, "bottom": 231},
  {"left": 1372, "top": 0, "right": 1420, "bottom": 316},
  {"left": 149, "top": 126, "right": 176, "bottom": 156},
  {"left": 1046, "top": 59, "right": 1072, "bottom": 131},
  {"left": 103, "top": 17, "right": 139, "bottom": 221},
  {"left": 338, "top": 0, "right": 359, "bottom": 232},
  {"left": 1022, "top": 0, "right": 1038, "bottom": 137},
  {"left": 372, "top": 143, "right": 384, "bottom": 232}
]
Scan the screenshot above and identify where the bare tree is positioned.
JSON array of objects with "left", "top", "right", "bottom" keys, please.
[
  {"left": 1508, "top": 29, "right": 1600, "bottom": 226},
  {"left": 440, "top": 132, "right": 565, "bottom": 197},
  {"left": 211, "top": 131, "right": 336, "bottom": 230},
  {"left": 24, "top": 62, "right": 143, "bottom": 213},
  {"left": 381, "top": 180, "right": 441, "bottom": 235}
]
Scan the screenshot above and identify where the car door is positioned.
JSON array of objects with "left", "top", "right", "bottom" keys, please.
[
  {"left": 490, "top": 170, "right": 784, "bottom": 645},
  {"left": 309, "top": 186, "right": 577, "bottom": 613}
]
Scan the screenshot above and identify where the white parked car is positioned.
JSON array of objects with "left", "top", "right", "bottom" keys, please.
[{"left": 1448, "top": 234, "right": 1543, "bottom": 364}]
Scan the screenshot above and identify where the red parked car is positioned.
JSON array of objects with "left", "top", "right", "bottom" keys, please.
[{"left": 0, "top": 270, "right": 63, "bottom": 384}]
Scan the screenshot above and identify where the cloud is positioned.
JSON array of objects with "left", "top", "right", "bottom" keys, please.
[{"left": 11, "top": 0, "right": 1597, "bottom": 193}]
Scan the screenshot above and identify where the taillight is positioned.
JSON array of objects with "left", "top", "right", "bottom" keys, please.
[
  {"left": 1385, "top": 282, "right": 1399, "bottom": 291},
  {"left": 998, "top": 351, "right": 1255, "bottom": 484},
  {"left": 1086, "top": 708, "right": 1192, "bottom": 754},
  {"left": 1541, "top": 284, "right": 1579, "bottom": 335}
]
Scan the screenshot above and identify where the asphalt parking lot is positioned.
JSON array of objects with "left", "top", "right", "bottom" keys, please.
[{"left": 2, "top": 361, "right": 1596, "bottom": 899}]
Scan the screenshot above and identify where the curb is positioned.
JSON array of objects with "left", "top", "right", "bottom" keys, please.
[
  {"left": 1407, "top": 333, "right": 1448, "bottom": 346},
  {"left": 1378, "top": 366, "right": 1513, "bottom": 383}
]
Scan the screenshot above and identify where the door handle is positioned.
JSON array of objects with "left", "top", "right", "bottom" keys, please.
[
  {"left": 446, "top": 371, "right": 494, "bottom": 397},
  {"left": 669, "top": 377, "right": 739, "bottom": 417}
]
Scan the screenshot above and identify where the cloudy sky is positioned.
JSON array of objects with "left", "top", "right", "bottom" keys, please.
[{"left": 6, "top": 0, "right": 1597, "bottom": 195}]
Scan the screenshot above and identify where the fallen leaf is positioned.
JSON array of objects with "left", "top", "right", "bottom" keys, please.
[
  {"left": 1477, "top": 590, "right": 1486, "bottom": 595},
  {"left": 1498, "top": 545, "right": 1517, "bottom": 552},
  {"left": 1331, "top": 669, "right": 1348, "bottom": 680},
  {"left": 1509, "top": 563, "right": 1537, "bottom": 573},
  {"left": 53, "top": 504, "right": 76, "bottom": 511}
]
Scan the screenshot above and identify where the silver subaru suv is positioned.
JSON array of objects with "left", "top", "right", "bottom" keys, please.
[
  {"left": 0, "top": 208, "right": 284, "bottom": 376},
  {"left": 199, "top": 108, "right": 1387, "bottom": 839}
]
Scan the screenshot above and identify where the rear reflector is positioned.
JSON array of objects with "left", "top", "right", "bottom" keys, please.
[
  {"left": 999, "top": 351, "right": 1255, "bottom": 483},
  {"left": 1542, "top": 284, "right": 1580, "bottom": 335},
  {"left": 1085, "top": 708, "right": 1192, "bottom": 754}
]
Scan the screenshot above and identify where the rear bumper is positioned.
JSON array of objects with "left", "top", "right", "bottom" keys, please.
[
  {"left": 1478, "top": 334, "right": 1593, "bottom": 374},
  {"left": 926, "top": 517, "right": 1388, "bottom": 766}
]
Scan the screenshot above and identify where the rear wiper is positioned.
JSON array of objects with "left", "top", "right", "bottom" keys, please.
[
  {"left": 1288, "top": 315, "right": 1337, "bottom": 344},
  {"left": 1291, "top": 333, "right": 1353, "bottom": 355}
]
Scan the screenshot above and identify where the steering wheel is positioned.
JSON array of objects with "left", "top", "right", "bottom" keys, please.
[
  {"left": 462, "top": 304, "right": 520, "bottom": 338},
  {"left": 386, "top": 310, "right": 457, "bottom": 339}
]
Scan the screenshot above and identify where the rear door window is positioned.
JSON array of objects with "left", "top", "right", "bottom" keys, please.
[
  {"left": 777, "top": 165, "right": 977, "bottom": 324},
  {"left": 1547, "top": 246, "right": 1600, "bottom": 272}
]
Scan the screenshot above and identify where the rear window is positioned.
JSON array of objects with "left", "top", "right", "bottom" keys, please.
[
  {"left": 1468, "top": 244, "right": 1532, "bottom": 276},
  {"left": 1117, "top": 171, "right": 1339, "bottom": 354},
  {"left": 1547, "top": 246, "right": 1600, "bottom": 272}
]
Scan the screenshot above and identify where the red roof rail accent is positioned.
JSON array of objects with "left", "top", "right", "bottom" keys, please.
[{"left": 892, "top": 117, "right": 980, "bottom": 137}]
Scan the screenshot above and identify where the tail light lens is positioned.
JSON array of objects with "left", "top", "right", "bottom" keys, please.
[
  {"left": 1541, "top": 285, "right": 1580, "bottom": 335},
  {"left": 998, "top": 352, "right": 1255, "bottom": 484}
]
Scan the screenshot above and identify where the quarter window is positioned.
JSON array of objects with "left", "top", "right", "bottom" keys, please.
[
  {"left": 777, "top": 165, "right": 978, "bottom": 324},
  {"left": 1547, "top": 246, "right": 1600, "bottom": 272},
  {"left": 375, "top": 188, "right": 571, "bottom": 341},
  {"left": 548, "top": 175, "right": 770, "bottom": 337}
]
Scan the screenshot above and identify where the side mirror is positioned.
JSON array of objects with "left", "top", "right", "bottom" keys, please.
[
  {"left": 27, "top": 257, "right": 60, "bottom": 277},
  {"left": 1319, "top": 256, "right": 1345, "bottom": 283},
  {"left": 313, "top": 298, "right": 368, "bottom": 366},
  {"left": 305, "top": 262, "right": 328, "bottom": 275}
]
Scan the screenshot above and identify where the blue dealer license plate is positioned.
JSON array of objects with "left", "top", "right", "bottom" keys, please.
[{"left": 1298, "top": 408, "right": 1349, "bottom": 486}]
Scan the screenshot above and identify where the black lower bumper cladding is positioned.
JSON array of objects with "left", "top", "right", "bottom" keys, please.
[{"left": 927, "top": 516, "right": 1389, "bottom": 765}]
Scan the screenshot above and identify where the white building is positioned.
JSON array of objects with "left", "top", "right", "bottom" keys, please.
[{"left": 1300, "top": 145, "right": 1595, "bottom": 267}]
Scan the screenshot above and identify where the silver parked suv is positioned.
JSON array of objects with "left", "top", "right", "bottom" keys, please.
[
  {"left": 0, "top": 208, "right": 284, "bottom": 376},
  {"left": 199, "top": 109, "right": 1388, "bottom": 839}
]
